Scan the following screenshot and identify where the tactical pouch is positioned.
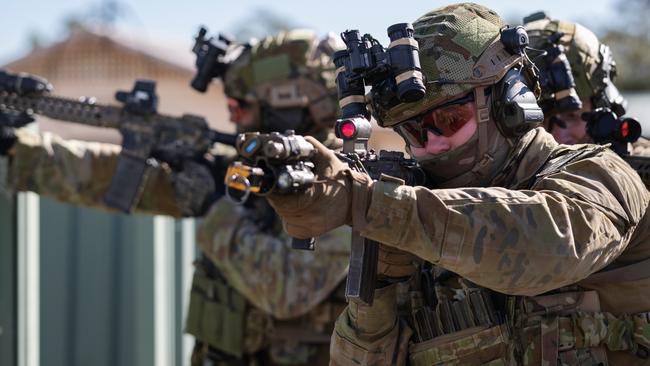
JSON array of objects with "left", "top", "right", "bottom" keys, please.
[
  {"left": 407, "top": 277, "right": 510, "bottom": 365},
  {"left": 408, "top": 324, "right": 510, "bottom": 366},
  {"left": 185, "top": 267, "right": 247, "bottom": 358},
  {"left": 517, "top": 290, "right": 610, "bottom": 365}
]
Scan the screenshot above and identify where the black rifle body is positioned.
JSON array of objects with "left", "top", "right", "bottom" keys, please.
[{"left": 0, "top": 90, "right": 236, "bottom": 212}]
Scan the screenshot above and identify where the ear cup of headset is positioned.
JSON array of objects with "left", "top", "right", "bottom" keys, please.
[{"left": 492, "top": 67, "right": 544, "bottom": 138}]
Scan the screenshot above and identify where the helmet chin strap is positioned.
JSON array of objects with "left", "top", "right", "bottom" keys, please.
[
  {"left": 475, "top": 86, "right": 491, "bottom": 160},
  {"left": 430, "top": 86, "right": 500, "bottom": 188},
  {"left": 469, "top": 86, "right": 497, "bottom": 180}
]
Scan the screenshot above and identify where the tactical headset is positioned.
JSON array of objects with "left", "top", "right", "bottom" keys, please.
[{"left": 488, "top": 26, "right": 544, "bottom": 139}]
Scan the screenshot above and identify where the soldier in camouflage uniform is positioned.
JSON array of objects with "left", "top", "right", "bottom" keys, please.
[
  {"left": 1, "top": 30, "right": 350, "bottom": 365},
  {"left": 523, "top": 13, "right": 650, "bottom": 157},
  {"left": 266, "top": 4, "right": 650, "bottom": 365},
  {"left": 187, "top": 30, "right": 350, "bottom": 365}
]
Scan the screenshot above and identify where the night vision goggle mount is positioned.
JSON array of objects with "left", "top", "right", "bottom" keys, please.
[
  {"left": 535, "top": 32, "right": 582, "bottom": 115},
  {"left": 333, "top": 23, "right": 426, "bottom": 123},
  {"left": 191, "top": 26, "right": 236, "bottom": 93}
]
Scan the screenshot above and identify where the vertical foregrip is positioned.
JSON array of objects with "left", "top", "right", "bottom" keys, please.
[
  {"left": 103, "top": 152, "right": 150, "bottom": 213},
  {"left": 345, "top": 233, "right": 379, "bottom": 305}
]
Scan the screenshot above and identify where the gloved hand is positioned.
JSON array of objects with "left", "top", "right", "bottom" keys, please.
[
  {"left": 378, "top": 244, "right": 419, "bottom": 278},
  {"left": 0, "top": 126, "right": 17, "bottom": 156},
  {"left": 0, "top": 110, "right": 35, "bottom": 156},
  {"left": 267, "top": 136, "right": 373, "bottom": 239}
]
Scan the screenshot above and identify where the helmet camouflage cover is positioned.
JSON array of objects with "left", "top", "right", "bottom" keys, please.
[
  {"left": 223, "top": 29, "right": 341, "bottom": 130},
  {"left": 524, "top": 15, "right": 621, "bottom": 108},
  {"left": 375, "top": 3, "right": 522, "bottom": 127}
]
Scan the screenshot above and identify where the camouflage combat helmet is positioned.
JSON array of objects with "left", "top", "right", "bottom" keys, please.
[
  {"left": 223, "top": 29, "right": 341, "bottom": 134},
  {"left": 373, "top": 3, "right": 526, "bottom": 127},
  {"left": 524, "top": 13, "right": 626, "bottom": 113},
  {"left": 373, "top": 3, "right": 541, "bottom": 188}
]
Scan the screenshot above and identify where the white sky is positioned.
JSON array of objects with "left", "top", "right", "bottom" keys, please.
[{"left": 1, "top": 0, "right": 618, "bottom": 65}]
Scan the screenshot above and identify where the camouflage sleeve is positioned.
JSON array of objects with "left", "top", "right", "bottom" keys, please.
[
  {"left": 356, "top": 149, "right": 649, "bottom": 296},
  {"left": 6, "top": 128, "right": 189, "bottom": 216},
  {"left": 197, "top": 198, "right": 350, "bottom": 319}
]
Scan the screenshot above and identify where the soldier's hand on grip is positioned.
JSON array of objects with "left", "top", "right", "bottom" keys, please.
[
  {"left": 267, "top": 136, "right": 372, "bottom": 239},
  {"left": 0, "top": 110, "right": 35, "bottom": 156},
  {"left": 377, "top": 244, "right": 419, "bottom": 278}
]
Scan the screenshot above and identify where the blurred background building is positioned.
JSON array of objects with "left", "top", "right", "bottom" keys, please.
[{"left": 0, "top": 1, "right": 649, "bottom": 366}]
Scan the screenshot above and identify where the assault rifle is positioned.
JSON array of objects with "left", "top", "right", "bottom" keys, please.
[
  {"left": 0, "top": 70, "right": 237, "bottom": 212},
  {"left": 225, "top": 118, "right": 426, "bottom": 305}
]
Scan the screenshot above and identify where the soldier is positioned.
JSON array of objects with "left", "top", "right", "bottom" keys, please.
[
  {"left": 0, "top": 30, "right": 350, "bottom": 365},
  {"left": 265, "top": 4, "right": 650, "bottom": 365},
  {"left": 523, "top": 13, "right": 650, "bottom": 156}
]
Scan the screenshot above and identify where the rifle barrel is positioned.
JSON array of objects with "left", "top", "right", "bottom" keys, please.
[
  {"left": 208, "top": 130, "right": 237, "bottom": 146},
  {"left": 0, "top": 91, "right": 122, "bottom": 128}
]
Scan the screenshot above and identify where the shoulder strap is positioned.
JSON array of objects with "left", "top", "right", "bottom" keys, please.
[{"left": 525, "top": 145, "right": 607, "bottom": 189}]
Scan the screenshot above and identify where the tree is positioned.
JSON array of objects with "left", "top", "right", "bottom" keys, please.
[{"left": 601, "top": 0, "right": 650, "bottom": 90}]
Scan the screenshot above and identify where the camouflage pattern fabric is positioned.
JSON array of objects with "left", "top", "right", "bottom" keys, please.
[
  {"left": 346, "top": 127, "right": 650, "bottom": 364},
  {"left": 197, "top": 197, "right": 350, "bottom": 319},
  {"left": 373, "top": 3, "right": 510, "bottom": 127},
  {"left": 194, "top": 197, "right": 349, "bottom": 364},
  {"left": 408, "top": 325, "right": 510, "bottom": 366},
  {"left": 330, "top": 284, "right": 412, "bottom": 366},
  {"left": 518, "top": 312, "right": 650, "bottom": 365},
  {"left": 5, "top": 127, "right": 350, "bottom": 363},
  {"left": 224, "top": 29, "right": 327, "bottom": 100},
  {"left": 355, "top": 127, "right": 648, "bottom": 296},
  {"left": 224, "top": 29, "right": 340, "bottom": 132},
  {"left": 525, "top": 17, "right": 606, "bottom": 103},
  {"left": 6, "top": 129, "right": 186, "bottom": 216}
]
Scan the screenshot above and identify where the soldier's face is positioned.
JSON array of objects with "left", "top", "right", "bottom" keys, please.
[
  {"left": 548, "top": 99, "right": 593, "bottom": 145},
  {"left": 227, "top": 98, "right": 257, "bottom": 127},
  {"left": 407, "top": 102, "right": 478, "bottom": 157}
]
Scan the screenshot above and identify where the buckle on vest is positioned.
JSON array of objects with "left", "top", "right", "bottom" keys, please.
[{"left": 472, "top": 154, "right": 494, "bottom": 174}]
